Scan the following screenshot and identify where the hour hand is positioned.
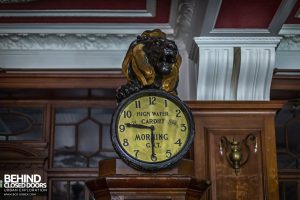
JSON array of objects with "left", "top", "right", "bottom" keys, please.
[{"left": 125, "top": 123, "right": 154, "bottom": 130}]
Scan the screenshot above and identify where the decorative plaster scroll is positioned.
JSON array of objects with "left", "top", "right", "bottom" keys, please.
[
  {"left": 0, "top": 33, "right": 137, "bottom": 69},
  {"left": 237, "top": 48, "right": 275, "bottom": 100},
  {"left": 277, "top": 35, "right": 300, "bottom": 51},
  {"left": 196, "top": 47, "right": 234, "bottom": 100},
  {"left": 0, "top": 33, "right": 137, "bottom": 50}
]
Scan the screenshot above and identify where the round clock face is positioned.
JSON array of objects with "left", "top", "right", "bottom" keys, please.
[{"left": 111, "top": 89, "right": 194, "bottom": 171}]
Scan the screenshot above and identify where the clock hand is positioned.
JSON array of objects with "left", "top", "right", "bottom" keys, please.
[
  {"left": 125, "top": 123, "right": 156, "bottom": 161},
  {"left": 125, "top": 123, "right": 154, "bottom": 130},
  {"left": 150, "top": 127, "right": 157, "bottom": 161}
]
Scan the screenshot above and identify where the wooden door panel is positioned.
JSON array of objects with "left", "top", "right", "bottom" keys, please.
[{"left": 208, "top": 130, "right": 264, "bottom": 200}]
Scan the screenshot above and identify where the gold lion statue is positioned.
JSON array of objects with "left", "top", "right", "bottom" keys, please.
[{"left": 117, "top": 29, "right": 182, "bottom": 102}]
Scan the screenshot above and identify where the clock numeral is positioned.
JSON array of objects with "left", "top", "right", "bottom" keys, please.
[
  {"left": 151, "top": 154, "right": 157, "bottom": 161},
  {"left": 175, "top": 139, "right": 182, "bottom": 146},
  {"left": 123, "top": 139, "right": 129, "bottom": 146},
  {"left": 134, "top": 150, "right": 139, "bottom": 158},
  {"left": 180, "top": 124, "right": 187, "bottom": 132},
  {"left": 123, "top": 110, "right": 132, "bottom": 118},
  {"left": 135, "top": 100, "right": 141, "bottom": 108},
  {"left": 119, "top": 125, "right": 125, "bottom": 132},
  {"left": 166, "top": 150, "right": 172, "bottom": 158},
  {"left": 164, "top": 99, "right": 168, "bottom": 107},
  {"left": 149, "top": 96, "right": 156, "bottom": 105},
  {"left": 176, "top": 109, "right": 182, "bottom": 117}
]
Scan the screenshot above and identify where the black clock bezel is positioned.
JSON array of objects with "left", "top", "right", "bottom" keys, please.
[{"left": 110, "top": 89, "right": 195, "bottom": 172}]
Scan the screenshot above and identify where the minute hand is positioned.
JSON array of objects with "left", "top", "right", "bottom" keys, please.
[{"left": 125, "top": 123, "right": 154, "bottom": 130}]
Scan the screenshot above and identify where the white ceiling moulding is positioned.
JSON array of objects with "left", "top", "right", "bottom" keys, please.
[
  {"left": 210, "top": 29, "right": 270, "bottom": 34},
  {"left": 276, "top": 51, "right": 300, "bottom": 69},
  {"left": 193, "top": 37, "right": 281, "bottom": 47},
  {"left": 268, "top": 0, "right": 298, "bottom": 34},
  {"left": 0, "top": 0, "right": 180, "bottom": 35},
  {"left": 277, "top": 35, "right": 300, "bottom": 50},
  {"left": 0, "top": 33, "right": 133, "bottom": 69},
  {"left": 0, "top": 0, "right": 183, "bottom": 50},
  {"left": 0, "top": 0, "right": 194, "bottom": 70},
  {"left": 279, "top": 24, "right": 300, "bottom": 35},
  {"left": 0, "top": 33, "right": 138, "bottom": 50},
  {"left": 0, "top": 50, "right": 127, "bottom": 69},
  {"left": 0, "top": 23, "right": 175, "bottom": 35},
  {"left": 199, "top": 0, "right": 221, "bottom": 36},
  {"left": 275, "top": 35, "right": 300, "bottom": 68},
  {"left": 0, "top": 0, "right": 156, "bottom": 17}
]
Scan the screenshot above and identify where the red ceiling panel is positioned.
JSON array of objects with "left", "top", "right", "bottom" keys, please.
[
  {"left": 285, "top": 0, "right": 300, "bottom": 24},
  {"left": 215, "top": 0, "right": 282, "bottom": 28},
  {"left": 0, "top": 0, "right": 171, "bottom": 23}
]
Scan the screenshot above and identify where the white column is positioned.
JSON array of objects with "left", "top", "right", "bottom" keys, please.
[{"left": 193, "top": 37, "right": 281, "bottom": 101}]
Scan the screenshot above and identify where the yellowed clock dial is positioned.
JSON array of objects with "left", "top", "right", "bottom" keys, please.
[{"left": 116, "top": 95, "right": 189, "bottom": 163}]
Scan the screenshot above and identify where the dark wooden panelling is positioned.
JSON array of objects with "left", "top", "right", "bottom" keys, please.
[
  {"left": 271, "top": 69, "right": 300, "bottom": 100},
  {"left": 188, "top": 101, "right": 283, "bottom": 200},
  {"left": 209, "top": 130, "right": 263, "bottom": 200},
  {"left": 0, "top": 72, "right": 285, "bottom": 200},
  {"left": 0, "top": 70, "right": 126, "bottom": 89}
]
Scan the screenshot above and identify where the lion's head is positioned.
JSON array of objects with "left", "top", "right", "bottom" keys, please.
[{"left": 122, "top": 29, "right": 181, "bottom": 94}]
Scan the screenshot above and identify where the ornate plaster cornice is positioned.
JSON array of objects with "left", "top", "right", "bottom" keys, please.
[
  {"left": 0, "top": 0, "right": 187, "bottom": 51},
  {"left": 0, "top": 33, "right": 138, "bottom": 50},
  {"left": 277, "top": 35, "right": 300, "bottom": 51},
  {"left": 0, "top": 22, "right": 178, "bottom": 50}
]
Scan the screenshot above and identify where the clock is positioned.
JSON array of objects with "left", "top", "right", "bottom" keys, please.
[{"left": 111, "top": 89, "right": 195, "bottom": 171}]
